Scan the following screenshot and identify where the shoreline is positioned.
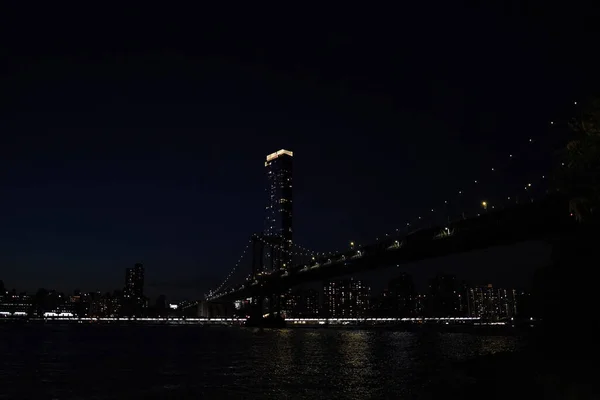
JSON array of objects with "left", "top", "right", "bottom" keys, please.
[{"left": 1, "top": 318, "right": 538, "bottom": 335}]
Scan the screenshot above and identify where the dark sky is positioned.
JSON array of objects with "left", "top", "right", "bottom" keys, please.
[{"left": 1, "top": 4, "right": 598, "bottom": 299}]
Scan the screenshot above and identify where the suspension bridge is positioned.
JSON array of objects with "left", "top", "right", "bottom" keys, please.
[
  {"left": 202, "top": 107, "right": 586, "bottom": 319},
  {"left": 206, "top": 194, "right": 575, "bottom": 303}
]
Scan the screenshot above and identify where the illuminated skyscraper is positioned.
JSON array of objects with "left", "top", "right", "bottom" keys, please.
[
  {"left": 323, "top": 278, "right": 370, "bottom": 318},
  {"left": 264, "top": 149, "right": 293, "bottom": 271},
  {"left": 124, "top": 263, "right": 145, "bottom": 299}
]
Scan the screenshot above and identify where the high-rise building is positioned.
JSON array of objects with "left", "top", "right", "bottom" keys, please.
[
  {"left": 124, "top": 263, "right": 145, "bottom": 299},
  {"left": 323, "top": 278, "right": 370, "bottom": 318},
  {"left": 514, "top": 290, "right": 533, "bottom": 318},
  {"left": 497, "top": 288, "right": 518, "bottom": 319},
  {"left": 282, "top": 288, "right": 320, "bottom": 317},
  {"left": 264, "top": 149, "right": 293, "bottom": 271},
  {"left": 122, "top": 263, "right": 146, "bottom": 317},
  {"left": 467, "top": 284, "right": 518, "bottom": 320},
  {"left": 467, "top": 284, "right": 494, "bottom": 318}
]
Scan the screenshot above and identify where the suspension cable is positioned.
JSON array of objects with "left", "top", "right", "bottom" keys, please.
[{"left": 207, "top": 239, "right": 252, "bottom": 297}]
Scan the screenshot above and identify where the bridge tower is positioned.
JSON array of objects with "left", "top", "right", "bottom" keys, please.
[{"left": 251, "top": 233, "right": 285, "bottom": 318}]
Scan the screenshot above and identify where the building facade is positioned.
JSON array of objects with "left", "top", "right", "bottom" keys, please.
[
  {"left": 323, "top": 278, "right": 370, "bottom": 318},
  {"left": 0, "top": 292, "right": 32, "bottom": 316},
  {"left": 124, "top": 263, "right": 145, "bottom": 299},
  {"left": 123, "top": 263, "right": 146, "bottom": 316},
  {"left": 282, "top": 288, "right": 320, "bottom": 317},
  {"left": 467, "top": 284, "right": 518, "bottom": 320},
  {"left": 264, "top": 149, "right": 293, "bottom": 271}
]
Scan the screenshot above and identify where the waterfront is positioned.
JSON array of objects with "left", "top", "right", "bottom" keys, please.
[{"left": 0, "top": 325, "right": 526, "bottom": 399}]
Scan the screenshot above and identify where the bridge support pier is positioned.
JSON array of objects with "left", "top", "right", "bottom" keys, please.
[
  {"left": 269, "top": 292, "right": 283, "bottom": 317},
  {"left": 244, "top": 293, "right": 286, "bottom": 328},
  {"left": 249, "top": 295, "right": 265, "bottom": 318}
]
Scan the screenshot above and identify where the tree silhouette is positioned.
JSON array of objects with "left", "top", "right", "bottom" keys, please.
[{"left": 561, "top": 98, "right": 600, "bottom": 221}]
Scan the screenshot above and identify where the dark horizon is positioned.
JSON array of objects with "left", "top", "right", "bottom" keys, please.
[{"left": 1, "top": 4, "right": 599, "bottom": 299}]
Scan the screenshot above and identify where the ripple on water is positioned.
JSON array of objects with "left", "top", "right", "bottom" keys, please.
[{"left": 0, "top": 325, "right": 526, "bottom": 399}]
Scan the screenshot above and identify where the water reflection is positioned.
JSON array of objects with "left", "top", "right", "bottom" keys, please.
[
  {"left": 271, "top": 329, "right": 294, "bottom": 396},
  {"left": 338, "top": 331, "right": 374, "bottom": 397},
  {"left": 436, "top": 333, "right": 523, "bottom": 360},
  {"left": 0, "top": 326, "right": 526, "bottom": 399}
]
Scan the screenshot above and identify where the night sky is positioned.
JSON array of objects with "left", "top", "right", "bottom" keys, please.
[{"left": 1, "top": 4, "right": 598, "bottom": 299}]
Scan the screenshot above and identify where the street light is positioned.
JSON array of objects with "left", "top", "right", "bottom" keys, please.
[{"left": 482, "top": 201, "right": 488, "bottom": 210}]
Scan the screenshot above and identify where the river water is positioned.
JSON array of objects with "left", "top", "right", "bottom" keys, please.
[{"left": 0, "top": 325, "right": 525, "bottom": 399}]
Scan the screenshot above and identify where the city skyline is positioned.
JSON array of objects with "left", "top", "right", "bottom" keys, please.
[
  {"left": 1, "top": 6, "right": 595, "bottom": 297},
  {"left": 1, "top": 269, "right": 530, "bottom": 321},
  {"left": 0, "top": 143, "right": 554, "bottom": 298},
  {"left": 1, "top": 5, "right": 597, "bottom": 399}
]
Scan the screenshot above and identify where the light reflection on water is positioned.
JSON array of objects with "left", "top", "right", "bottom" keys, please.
[{"left": 0, "top": 325, "right": 524, "bottom": 399}]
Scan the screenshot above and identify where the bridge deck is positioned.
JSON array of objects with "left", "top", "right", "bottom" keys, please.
[{"left": 209, "top": 195, "right": 576, "bottom": 301}]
